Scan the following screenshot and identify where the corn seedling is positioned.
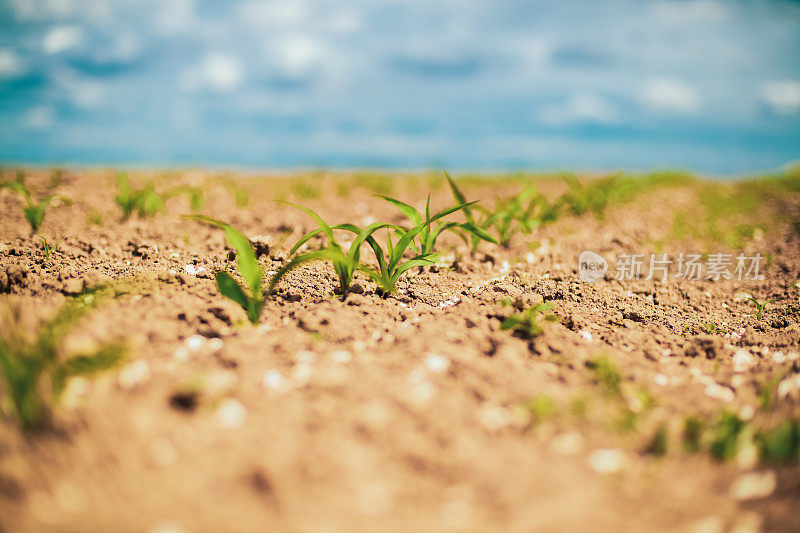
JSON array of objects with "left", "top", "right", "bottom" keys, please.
[
  {"left": 701, "top": 322, "right": 727, "bottom": 334},
  {"left": 115, "top": 172, "right": 165, "bottom": 220},
  {"left": 40, "top": 236, "right": 51, "bottom": 260},
  {"left": 746, "top": 296, "right": 773, "bottom": 319},
  {"left": 500, "top": 302, "right": 557, "bottom": 339},
  {"left": 585, "top": 356, "right": 622, "bottom": 396},
  {"left": 165, "top": 185, "right": 205, "bottom": 211},
  {"left": 560, "top": 174, "right": 619, "bottom": 217},
  {"left": 1, "top": 174, "right": 67, "bottom": 233},
  {"left": 269, "top": 203, "right": 395, "bottom": 299},
  {"left": 359, "top": 202, "right": 475, "bottom": 295},
  {"left": 0, "top": 293, "right": 126, "bottom": 429},
  {"left": 379, "top": 191, "right": 495, "bottom": 255},
  {"left": 185, "top": 215, "right": 266, "bottom": 324}
]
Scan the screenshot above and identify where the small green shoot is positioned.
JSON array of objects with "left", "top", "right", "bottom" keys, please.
[
  {"left": 500, "top": 302, "right": 557, "bottom": 339},
  {"left": 379, "top": 191, "right": 495, "bottom": 256},
  {"left": 746, "top": 296, "right": 774, "bottom": 319},
  {"left": 115, "top": 172, "right": 166, "bottom": 220},
  {"left": 269, "top": 203, "right": 393, "bottom": 299},
  {"left": 519, "top": 394, "right": 555, "bottom": 426},
  {"left": 701, "top": 322, "right": 727, "bottom": 334},
  {"left": 186, "top": 216, "right": 265, "bottom": 324},
  {"left": 40, "top": 236, "right": 51, "bottom": 260},
  {"left": 359, "top": 202, "right": 475, "bottom": 295},
  {"left": 585, "top": 356, "right": 622, "bottom": 396},
  {"left": 1, "top": 174, "right": 63, "bottom": 233},
  {"left": 0, "top": 293, "right": 126, "bottom": 429}
]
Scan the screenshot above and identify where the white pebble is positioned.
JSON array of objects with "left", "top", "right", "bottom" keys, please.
[
  {"left": 206, "top": 338, "right": 223, "bottom": 352},
  {"left": 291, "top": 363, "right": 313, "bottom": 387},
  {"left": 294, "top": 350, "right": 317, "bottom": 364},
  {"left": 732, "top": 349, "right": 755, "bottom": 373},
  {"left": 550, "top": 431, "right": 584, "bottom": 456},
  {"left": 330, "top": 350, "right": 353, "bottom": 364},
  {"left": 424, "top": 354, "right": 450, "bottom": 373},
  {"left": 588, "top": 448, "right": 626, "bottom": 474},
  {"left": 500, "top": 260, "right": 510, "bottom": 273},
  {"left": 654, "top": 374, "right": 669, "bottom": 386},
  {"left": 262, "top": 369, "right": 288, "bottom": 392},
  {"left": 730, "top": 471, "right": 776, "bottom": 501},
  {"left": 173, "top": 347, "right": 190, "bottom": 362},
  {"left": 478, "top": 404, "right": 511, "bottom": 432},
  {"left": 777, "top": 374, "right": 800, "bottom": 400},
  {"left": 183, "top": 264, "right": 206, "bottom": 275},
  {"left": 410, "top": 380, "right": 435, "bottom": 405},
  {"left": 216, "top": 399, "right": 246, "bottom": 428},
  {"left": 705, "top": 383, "right": 735, "bottom": 402},
  {"left": 580, "top": 330, "right": 593, "bottom": 342},
  {"left": 184, "top": 335, "right": 206, "bottom": 352},
  {"left": 118, "top": 360, "right": 150, "bottom": 390}
]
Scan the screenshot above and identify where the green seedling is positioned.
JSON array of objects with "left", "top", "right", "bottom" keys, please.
[
  {"left": 0, "top": 293, "right": 126, "bottom": 429},
  {"left": 186, "top": 216, "right": 265, "bottom": 324},
  {"left": 359, "top": 201, "right": 476, "bottom": 295},
  {"left": 559, "top": 174, "right": 619, "bottom": 217},
  {"left": 500, "top": 302, "right": 557, "bottom": 339},
  {"left": 115, "top": 172, "right": 166, "bottom": 220},
  {"left": 519, "top": 394, "right": 555, "bottom": 426},
  {"left": 379, "top": 192, "right": 496, "bottom": 256},
  {"left": 165, "top": 185, "right": 205, "bottom": 211},
  {"left": 701, "top": 322, "right": 727, "bottom": 334},
  {"left": 645, "top": 424, "right": 669, "bottom": 457},
  {"left": 1, "top": 174, "right": 66, "bottom": 233},
  {"left": 746, "top": 296, "right": 773, "bottom": 319},
  {"left": 224, "top": 179, "right": 250, "bottom": 207},
  {"left": 585, "top": 356, "right": 622, "bottom": 396},
  {"left": 269, "top": 203, "right": 394, "bottom": 299},
  {"left": 40, "top": 236, "right": 51, "bottom": 260},
  {"left": 758, "top": 370, "right": 787, "bottom": 411}
]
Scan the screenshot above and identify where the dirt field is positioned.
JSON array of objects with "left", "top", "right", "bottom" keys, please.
[{"left": 1, "top": 168, "right": 799, "bottom": 532}]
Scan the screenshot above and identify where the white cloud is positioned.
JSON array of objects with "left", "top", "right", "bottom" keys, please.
[
  {"left": 181, "top": 53, "right": 244, "bottom": 93},
  {"left": 24, "top": 106, "right": 55, "bottom": 129},
  {"left": 539, "top": 93, "right": 618, "bottom": 125},
  {"left": 43, "top": 25, "right": 84, "bottom": 54},
  {"left": 0, "top": 49, "right": 23, "bottom": 77},
  {"left": 276, "top": 35, "right": 324, "bottom": 78},
  {"left": 641, "top": 78, "right": 700, "bottom": 113},
  {"left": 760, "top": 81, "right": 800, "bottom": 115}
]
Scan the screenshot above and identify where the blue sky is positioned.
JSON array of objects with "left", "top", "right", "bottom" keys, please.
[{"left": 0, "top": 0, "right": 799, "bottom": 174}]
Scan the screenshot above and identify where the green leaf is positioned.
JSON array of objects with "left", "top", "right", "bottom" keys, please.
[
  {"left": 378, "top": 196, "right": 423, "bottom": 226},
  {"left": 215, "top": 271, "right": 250, "bottom": 311}
]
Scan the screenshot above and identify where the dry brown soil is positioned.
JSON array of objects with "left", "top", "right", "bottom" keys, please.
[{"left": 0, "top": 169, "right": 799, "bottom": 532}]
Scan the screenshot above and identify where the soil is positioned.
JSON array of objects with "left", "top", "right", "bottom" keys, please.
[{"left": 1, "top": 169, "right": 799, "bottom": 532}]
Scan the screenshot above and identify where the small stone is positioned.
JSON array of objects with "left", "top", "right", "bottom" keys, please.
[
  {"left": 732, "top": 349, "right": 755, "bottom": 372},
  {"left": 183, "top": 264, "right": 206, "bottom": 276},
  {"left": 207, "top": 338, "right": 224, "bottom": 352},
  {"left": 654, "top": 374, "right": 669, "bottom": 386},
  {"left": 294, "top": 350, "right": 317, "bottom": 364},
  {"left": 580, "top": 330, "right": 593, "bottom": 342},
  {"left": 249, "top": 236, "right": 270, "bottom": 258},
  {"left": 705, "top": 383, "right": 735, "bottom": 402},
  {"left": 550, "top": 431, "right": 584, "bottom": 456},
  {"left": 478, "top": 404, "right": 511, "bottom": 432},
  {"left": 118, "top": 360, "right": 150, "bottom": 390},
  {"left": 61, "top": 278, "right": 84, "bottom": 295},
  {"left": 262, "top": 369, "right": 288, "bottom": 392},
  {"left": 216, "top": 398, "right": 247, "bottom": 427},
  {"left": 291, "top": 363, "right": 313, "bottom": 387},
  {"left": 730, "top": 471, "right": 776, "bottom": 500},
  {"left": 777, "top": 374, "right": 800, "bottom": 400},
  {"left": 424, "top": 354, "right": 450, "bottom": 373},
  {"left": 184, "top": 335, "right": 206, "bottom": 352},
  {"left": 588, "top": 448, "right": 626, "bottom": 474},
  {"left": 330, "top": 350, "right": 352, "bottom": 364}
]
